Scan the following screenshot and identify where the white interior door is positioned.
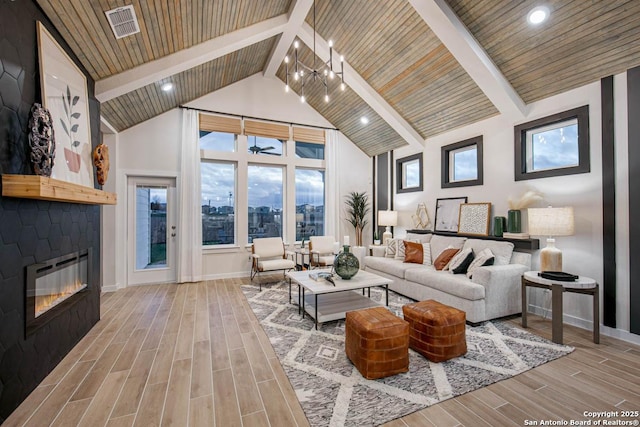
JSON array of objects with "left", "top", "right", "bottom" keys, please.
[{"left": 127, "top": 176, "right": 177, "bottom": 285}]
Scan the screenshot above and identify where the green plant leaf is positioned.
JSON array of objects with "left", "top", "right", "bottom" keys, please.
[
  {"left": 70, "top": 124, "right": 79, "bottom": 133},
  {"left": 72, "top": 140, "right": 81, "bottom": 147},
  {"left": 60, "top": 119, "right": 69, "bottom": 136},
  {"left": 71, "top": 112, "right": 81, "bottom": 119}
]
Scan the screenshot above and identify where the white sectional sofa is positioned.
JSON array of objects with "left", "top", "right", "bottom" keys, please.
[{"left": 363, "top": 233, "right": 531, "bottom": 324}]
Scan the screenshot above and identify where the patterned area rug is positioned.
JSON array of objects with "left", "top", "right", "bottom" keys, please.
[{"left": 241, "top": 281, "right": 573, "bottom": 427}]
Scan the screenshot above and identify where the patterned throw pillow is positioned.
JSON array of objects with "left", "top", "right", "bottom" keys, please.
[
  {"left": 385, "top": 239, "right": 398, "bottom": 258},
  {"left": 466, "top": 248, "right": 495, "bottom": 278},
  {"left": 403, "top": 241, "right": 423, "bottom": 264},
  {"left": 433, "top": 248, "right": 460, "bottom": 271},
  {"left": 448, "top": 248, "right": 474, "bottom": 274},
  {"left": 422, "top": 243, "right": 432, "bottom": 266}
]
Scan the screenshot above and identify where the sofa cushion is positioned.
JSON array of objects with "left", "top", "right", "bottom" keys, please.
[
  {"left": 406, "top": 232, "right": 433, "bottom": 243},
  {"left": 395, "top": 239, "right": 420, "bottom": 260},
  {"left": 429, "top": 235, "right": 467, "bottom": 263},
  {"left": 462, "top": 239, "right": 514, "bottom": 266},
  {"left": 404, "top": 241, "right": 423, "bottom": 264},
  {"left": 448, "top": 248, "right": 475, "bottom": 274},
  {"left": 364, "top": 256, "right": 431, "bottom": 279},
  {"left": 466, "top": 248, "right": 495, "bottom": 278},
  {"left": 404, "top": 268, "right": 485, "bottom": 300},
  {"left": 434, "top": 248, "right": 460, "bottom": 271},
  {"left": 385, "top": 238, "right": 399, "bottom": 258}
]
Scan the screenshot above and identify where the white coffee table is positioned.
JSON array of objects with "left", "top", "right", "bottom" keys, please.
[{"left": 286, "top": 269, "right": 391, "bottom": 329}]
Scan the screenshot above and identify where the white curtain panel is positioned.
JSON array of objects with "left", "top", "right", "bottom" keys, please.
[
  {"left": 325, "top": 129, "right": 340, "bottom": 239},
  {"left": 177, "top": 109, "right": 202, "bottom": 283}
]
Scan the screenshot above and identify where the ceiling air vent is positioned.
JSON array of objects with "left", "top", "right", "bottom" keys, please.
[{"left": 105, "top": 5, "right": 140, "bottom": 39}]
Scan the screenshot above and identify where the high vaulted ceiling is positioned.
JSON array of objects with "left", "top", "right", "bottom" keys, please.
[{"left": 37, "top": 0, "right": 640, "bottom": 156}]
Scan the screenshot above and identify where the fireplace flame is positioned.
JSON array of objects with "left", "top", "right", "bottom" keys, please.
[{"left": 35, "top": 280, "right": 87, "bottom": 318}]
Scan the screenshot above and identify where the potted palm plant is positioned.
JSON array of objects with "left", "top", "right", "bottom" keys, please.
[{"left": 345, "top": 191, "right": 370, "bottom": 247}]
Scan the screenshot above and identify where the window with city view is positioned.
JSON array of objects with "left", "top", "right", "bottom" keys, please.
[
  {"left": 201, "top": 161, "right": 235, "bottom": 245},
  {"left": 248, "top": 165, "right": 284, "bottom": 242},
  {"left": 295, "top": 168, "right": 325, "bottom": 241},
  {"left": 199, "top": 115, "right": 326, "bottom": 247}
]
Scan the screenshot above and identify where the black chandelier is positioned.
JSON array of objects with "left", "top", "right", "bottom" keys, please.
[{"left": 284, "top": 0, "right": 345, "bottom": 103}]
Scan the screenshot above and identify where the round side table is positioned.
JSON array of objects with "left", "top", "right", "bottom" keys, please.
[{"left": 521, "top": 271, "right": 599, "bottom": 344}]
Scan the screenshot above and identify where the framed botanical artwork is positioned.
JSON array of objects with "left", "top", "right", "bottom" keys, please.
[
  {"left": 434, "top": 197, "right": 468, "bottom": 233},
  {"left": 37, "top": 21, "right": 94, "bottom": 188},
  {"left": 458, "top": 203, "right": 491, "bottom": 236}
]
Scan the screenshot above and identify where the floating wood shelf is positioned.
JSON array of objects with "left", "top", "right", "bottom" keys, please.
[{"left": 1, "top": 174, "right": 116, "bottom": 205}]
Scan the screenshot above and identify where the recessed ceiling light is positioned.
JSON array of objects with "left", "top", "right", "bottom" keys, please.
[
  {"left": 161, "top": 82, "right": 173, "bottom": 92},
  {"left": 527, "top": 6, "right": 550, "bottom": 25},
  {"left": 360, "top": 117, "right": 369, "bottom": 125}
]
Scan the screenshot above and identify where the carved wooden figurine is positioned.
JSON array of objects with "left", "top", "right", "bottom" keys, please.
[
  {"left": 93, "top": 143, "right": 110, "bottom": 185},
  {"left": 28, "top": 103, "right": 55, "bottom": 176}
]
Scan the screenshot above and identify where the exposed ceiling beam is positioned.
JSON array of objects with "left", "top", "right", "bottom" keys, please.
[
  {"left": 263, "top": 0, "right": 313, "bottom": 77},
  {"left": 297, "top": 23, "right": 425, "bottom": 152},
  {"left": 95, "top": 14, "right": 289, "bottom": 102},
  {"left": 100, "top": 116, "right": 118, "bottom": 134},
  {"left": 409, "top": 0, "right": 528, "bottom": 118}
]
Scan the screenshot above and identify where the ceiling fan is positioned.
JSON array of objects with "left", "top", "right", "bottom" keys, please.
[{"left": 248, "top": 137, "right": 277, "bottom": 155}]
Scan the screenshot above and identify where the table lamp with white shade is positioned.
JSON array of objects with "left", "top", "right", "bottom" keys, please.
[
  {"left": 527, "top": 206, "right": 574, "bottom": 272},
  {"left": 378, "top": 210, "right": 398, "bottom": 245}
]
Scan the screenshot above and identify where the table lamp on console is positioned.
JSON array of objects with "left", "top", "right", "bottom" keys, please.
[
  {"left": 527, "top": 206, "right": 574, "bottom": 272},
  {"left": 378, "top": 210, "right": 398, "bottom": 245}
]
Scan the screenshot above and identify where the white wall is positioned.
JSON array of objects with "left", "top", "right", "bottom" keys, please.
[
  {"left": 102, "top": 73, "right": 371, "bottom": 286},
  {"left": 392, "top": 75, "right": 636, "bottom": 341}
]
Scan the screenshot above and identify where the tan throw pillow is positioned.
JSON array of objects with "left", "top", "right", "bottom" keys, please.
[
  {"left": 433, "top": 248, "right": 460, "bottom": 271},
  {"left": 395, "top": 239, "right": 419, "bottom": 260},
  {"left": 404, "top": 241, "right": 423, "bottom": 264},
  {"left": 422, "top": 243, "right": 432, "bottom": 266},
  {"left": 466, "top": 248, "right": 495, "bottom": 278}
]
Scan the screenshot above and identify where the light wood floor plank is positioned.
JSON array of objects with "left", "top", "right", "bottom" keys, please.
[
  {"left": 257, "top": 378, "right": 298, "bottom": 427},
  {"left": 230, "top": 347, "right": 263, "bottom": 415},
  {"left": 212, "top": 368, "right": 242, "bottom": 426},
  {"left": 132, "top": 381, "right": 167, "bottom": 427},
  {"left": 77, "top": 370, "right": 128, "bottom": 427},
  {"left": 111, "top": 349, "right": 156, "bottom": 418},
  {"left": 188, "top": 394, "right": 214, "bottom": 427},
  {"left": 5, "top": 280, "right": 640, "bottom": 427},
  {"left": 161, "top": 358, "right": 192, "bottom": 427}
]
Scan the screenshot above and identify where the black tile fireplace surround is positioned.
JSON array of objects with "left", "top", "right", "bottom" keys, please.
[{"left": 0, "top": 1, "right": 102, "bottom": 422}]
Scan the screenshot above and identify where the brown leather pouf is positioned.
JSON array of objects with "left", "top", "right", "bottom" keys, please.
[
  {"left": 402, "top": 300, "right": 467, "bottom": 362},
  {"left": 345, "top": 307, "right": 409, "bottom": 379}
]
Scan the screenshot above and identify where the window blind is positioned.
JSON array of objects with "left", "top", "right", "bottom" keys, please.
[{"left": 199, "top": 113, "right": 242, "bottom": 134}]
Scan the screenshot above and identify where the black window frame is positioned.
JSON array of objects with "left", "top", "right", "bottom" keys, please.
[
  {"left": 514, "top": 105, "right": 590, "bottom": 181},
  {"left": 396, "top": 153, "right": 423, "bottom": 193},
  {"left": 441, "top": 136, "right": 483, "bottom": 188}
]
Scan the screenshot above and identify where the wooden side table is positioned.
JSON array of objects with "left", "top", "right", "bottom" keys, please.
[{"left": 521, "top": 271, "right": 599, "bottom": 344}]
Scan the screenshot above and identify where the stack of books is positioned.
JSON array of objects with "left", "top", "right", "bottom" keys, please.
[{"left": 502, "top": 232, "right": 530, "bottom": 239}]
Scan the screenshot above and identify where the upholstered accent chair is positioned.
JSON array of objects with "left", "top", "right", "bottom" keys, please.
[
  {"left": 250, "top": 237, "right": 296, "bottom": 290},
  {"left": 308, "top": 236, "right": 339, "bottom": 269}
]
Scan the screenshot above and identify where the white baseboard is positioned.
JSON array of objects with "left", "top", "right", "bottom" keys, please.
[
  {"left": 201, "top": 271, "right": 251, "bottom": 280},
  {"left": 527, "top": 303, "right": 640, "bottom": 346},
  {"left": 101, "top": 284, "right": 119, "bottom": 293}
]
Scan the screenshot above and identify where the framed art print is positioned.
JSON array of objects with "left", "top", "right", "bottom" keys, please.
[
  {"left": 458, "top": 202, "right": 491, "bottom": 235},
  {"left": 37, "top": 21, "right": 94, "bottom": 188},
  {"left": 434, "top": 197, "right": 467, "bottom": 232}
]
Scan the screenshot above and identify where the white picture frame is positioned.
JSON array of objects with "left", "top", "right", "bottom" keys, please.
[
  {"left": 434, "top": 197, "right": 467, "bottom": 232},
  {"left": 37, "top": 21, "right": 94, "bottom": 188},
  {"left": 458, "top": 203, "right": 491, "bottom": 236}
]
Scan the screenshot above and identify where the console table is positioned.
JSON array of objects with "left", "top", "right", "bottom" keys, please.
[{"left": 521, "top": 271, "right": 599, "bottom": 344}]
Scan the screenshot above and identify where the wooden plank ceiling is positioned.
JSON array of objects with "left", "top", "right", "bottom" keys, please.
[
  {"left": 447, "top": 0, "right": 640, "bottom": 103},
  {"left": 36, "top": 0, "right": 640, "bottom": 156}
]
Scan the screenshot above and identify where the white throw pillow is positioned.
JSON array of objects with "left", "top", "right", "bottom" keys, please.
[
  {"left": 422, "top": 243, "right": 432, "bottom": 266},
  {"left": 466, "top": 248, "right": 495, "bottom": 278},
  {"left": 385, "top": 239, "right": 398, "bottom": 258}
]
